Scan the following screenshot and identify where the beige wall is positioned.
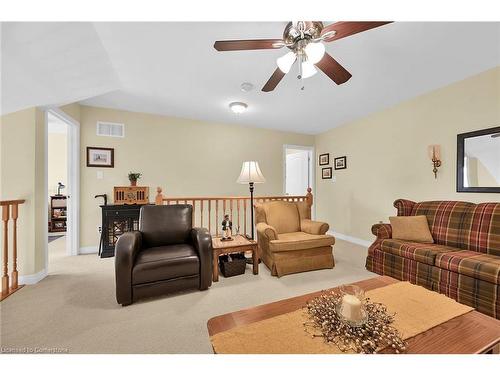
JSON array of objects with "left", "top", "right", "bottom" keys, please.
[
  {"left": 315, "top": 66, "right": 500, "bottom": 243},
  {"left": 0, "top": 108, "right": 46, "bottom": 276},
  {"left": 78, "top": 105, "right": 314, "bottom": 248},
  {"left": 47, "top": 133, "right": 67, "bottom": 196}
]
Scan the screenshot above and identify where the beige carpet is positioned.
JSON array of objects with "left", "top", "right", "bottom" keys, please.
[{"left": 0, "top": 237, "right": 375, "bottom": 353}]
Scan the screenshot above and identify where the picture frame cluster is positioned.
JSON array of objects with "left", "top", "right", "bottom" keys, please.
[{"left": 319, "top": 153, "right": 347, "bottom": 179}]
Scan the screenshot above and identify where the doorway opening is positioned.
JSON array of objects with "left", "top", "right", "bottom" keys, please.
[
  {"left": 45, "top": 108, "right": 80, "bottom": 272},
  {"left": 283, "top": 144, "right": 314, "bottom": 197}
]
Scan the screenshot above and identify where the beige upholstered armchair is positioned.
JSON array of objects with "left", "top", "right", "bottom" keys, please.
[{"left": 255, "top": 200, "right": 335, "bottom": 277}]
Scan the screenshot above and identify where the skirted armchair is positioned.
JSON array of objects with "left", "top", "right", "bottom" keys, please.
[{"left": 255, "top": 200, "right": 335, "bottom": 277}]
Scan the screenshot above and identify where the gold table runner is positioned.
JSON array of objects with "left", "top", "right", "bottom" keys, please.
[{"left": 210, "top": 282, "right": 473, "bottom": 354}]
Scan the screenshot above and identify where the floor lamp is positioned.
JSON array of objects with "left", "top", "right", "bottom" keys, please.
[{"left": 236, "top": 161, "right": 266, "bottom": 240}]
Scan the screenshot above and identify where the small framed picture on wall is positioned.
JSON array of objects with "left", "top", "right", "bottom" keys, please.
[
  {"left": 319, "top": 153, "right": 329, "bottom": 166},
  {"left": 334, "top": 156, "right": 347, "bottom": 170},
  {"left": 322, "top": 167, "right": 332, "bottom": 179},
  {"left": 87, "top": 147, "right": 115, "bottom": 168}
]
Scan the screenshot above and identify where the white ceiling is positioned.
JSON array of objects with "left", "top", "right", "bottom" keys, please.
[
  {"left": 1, "top": 22, "right": 120, "bottom": 115},
  {"left": 2, "top": 22, "right": 499, "bottom": 134}
]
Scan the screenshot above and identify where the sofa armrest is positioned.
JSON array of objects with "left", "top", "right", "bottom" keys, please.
[
  {"left": 256, "top": 222, "right": 278, "bottom": 241},
  {"left": 393, "top": 199, "right": 416, "bottom": 216},
  {"left": 115, "top": 231, "right": 142, "bottom": 306},
  {"left": 301, "top": 219, "right": 329, "bottom": 235},
  {"left": 371, "top": 223, "right": 392, "bottom": 240},
  {"left": 191, "top": 227, "right": 213, "bottom": 290}
]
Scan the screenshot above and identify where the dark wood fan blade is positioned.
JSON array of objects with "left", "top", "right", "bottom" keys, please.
[
  {"left": 214, "top": 39, "right": 284, "bottom": 51},
  {"left": 321, "top": 21, "right": 392, "bottom": 42},
  {"left": 315, "top": 53, "right": 352, "bottom": 85},
  {"left": 262, "top": 68, "right": 286, "bottom": 92}
]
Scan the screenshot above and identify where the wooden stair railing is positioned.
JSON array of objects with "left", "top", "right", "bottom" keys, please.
[
  {"left": 154, "top": 187, "right": 312, "bottom": 237},
  {"left": 1, "top": 199, "right": 25, "bottom": 301}
]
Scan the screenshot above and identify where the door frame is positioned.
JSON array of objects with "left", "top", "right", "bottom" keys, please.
[
  {"left": 45, "top": 107, "right": 80, "bottom": 259},
  {"left": 283, "top": 144, "right": 315, "bottom": 216}
]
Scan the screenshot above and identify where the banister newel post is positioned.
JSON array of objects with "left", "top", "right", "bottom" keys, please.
[
  {"left": 306, "top": 187, "right": 313, "bottom": 218},
  {"left": 155, "top": 187, "right": 164, "bottom": 205}
]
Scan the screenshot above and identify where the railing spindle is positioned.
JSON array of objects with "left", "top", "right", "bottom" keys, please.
[
  {"left": 237, "top": 199, "right": 240, "bottom": 234},
  {"left": 11, "top": 203, "right": 19, "bottom": 290},
  {"left": 215, "top": 200, "right": 219, "bottom": 236},
  {"left": 2, "top": 204, "right": 10, "bottom": 296},
  {"left": 192, "top": 200, "right": 196, "bottom": 226},
  {"left": 244, "top": 200, "right": 247, "bottom": 235},
  {"left": 200, "top": 200, "right": 204, "bottom": 228},
  {"left": 208, "top": 200, "right": 211, "bottom": 233}
]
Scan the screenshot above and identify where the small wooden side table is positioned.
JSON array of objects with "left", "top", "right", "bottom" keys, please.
[{"left": 211, "top": 235, "right": 259, "bottom": 282}]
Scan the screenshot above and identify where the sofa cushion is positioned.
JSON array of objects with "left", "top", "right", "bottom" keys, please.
[
  {"left": 132, "top": 244, "right": 199, "bottom": 285},
  {"left": 459, "top": 203, "right": 500, "bottom": 256},
  {"left": 269, "top": 232, "right": 335, "bottom": 252},
  {"left": 435, "top": 250, "right": 500, "bottom": 284},
  {"left": 389, "top": 215, "right": 434, "bottom": 243},
  {"left": 381, "top": 239, "right": 458, "bottom": 265},
  {"left": 401, "top": 201, "right": 500, "bottom": 255},
  {"left": 263, "top": 201, "right": 301, "bottom": 234}
]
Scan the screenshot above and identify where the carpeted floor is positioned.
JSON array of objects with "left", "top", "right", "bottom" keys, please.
[{"left": 0, "top": 236, "right": 375, "bottom": 353}]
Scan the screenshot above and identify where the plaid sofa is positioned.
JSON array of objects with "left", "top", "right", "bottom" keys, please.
[{"left": 366, "top": 199, "right": 500, "bottom": 319}]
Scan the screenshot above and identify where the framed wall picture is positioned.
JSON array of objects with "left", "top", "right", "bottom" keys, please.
[
  {"left": 87, "top": 147, "right": 114, "bottom": 168},
  {"left": 334, "top": 156, "right": 347, "bottom": 170},
  {"left": 319, "top": 153, "right": 329, "bottom": 166},
  {"left": 322, "top": 167, "right": 332, "bottom": 179}
]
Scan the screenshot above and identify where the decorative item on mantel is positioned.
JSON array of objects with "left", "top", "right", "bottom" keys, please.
[
  {"left": 305, "top": 284, "right": 407, "bottom": 354},
  {"left": 428, "top": 145, "right": 442, "bottom": 179},
  {"left": 128, "top": 172, "right": 142, "bottom": 186}
]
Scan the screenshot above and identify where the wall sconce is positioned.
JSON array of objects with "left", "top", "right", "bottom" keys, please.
[{"left": 428, "top": 145, "right": 442, "bottom": 179}]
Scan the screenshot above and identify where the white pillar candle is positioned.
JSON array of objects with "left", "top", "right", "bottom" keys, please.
[{"left": 341, "top": 294, "right": 362, "bottom": 322}]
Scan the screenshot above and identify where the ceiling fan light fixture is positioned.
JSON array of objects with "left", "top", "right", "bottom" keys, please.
[
  {"left": 276, "top": 51, "right": 296, "bottom": 74},
  {"left": 229, "top": 101, "right": 248, "bottom": 114},
  {"left": 301, "top": 60, "right": 317, "bottom": 79},
  {"left": 305, "top": 41, "right": 326, "bottom": 64}
]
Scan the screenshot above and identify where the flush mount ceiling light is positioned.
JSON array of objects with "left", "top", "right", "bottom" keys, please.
[
  {"left": 229, "top": 102, "right": 248, "bottom": 114},
  {"left": 214, "top": 21, "right": 392, "bottom": 92}
]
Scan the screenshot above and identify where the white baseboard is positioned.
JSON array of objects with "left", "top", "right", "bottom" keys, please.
[
  {"left": 79, "top": 246, "right": 98, "bottom": 255},
  {"left": 328, "top": 230, "right": 372, "bottom": 248},
  {"left": 19, "top": 268, "right": 48, "bottom": 285}
]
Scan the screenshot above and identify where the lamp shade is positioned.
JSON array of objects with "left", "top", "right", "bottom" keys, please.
[{"left": 236, "top": 161, "right": 266, "bottom": 184}]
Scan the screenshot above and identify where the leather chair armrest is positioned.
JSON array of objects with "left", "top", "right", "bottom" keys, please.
[
  {"left": 256, "top": 222, "right": 278, "bottom": 241},
  {"left": 191, "top": 227, "right": 213, "bottom": 290},
  {"left": 300, "top": 219, "right": 329, "bottom": 235},
  {"left": 371, "top": 223, "right": 392, "bottom": 240},
  {"left": 115, "top": 231, "right": 142, "bottom": 306}
]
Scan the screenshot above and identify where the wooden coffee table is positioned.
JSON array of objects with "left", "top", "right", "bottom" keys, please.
[
  {"left": 211, "top": 235, "right": 259, "bottom": 282},
  {"left": 207, "top": 276, "right": 500, "bottom": 354}
]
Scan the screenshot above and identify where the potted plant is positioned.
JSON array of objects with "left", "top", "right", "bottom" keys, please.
[{"left": 128, "top": 172, "right": 142, "bottom": 186}]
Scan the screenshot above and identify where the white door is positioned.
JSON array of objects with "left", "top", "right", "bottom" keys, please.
[{"left": 285, "top": 150, "right": 311, "bottom": 196}]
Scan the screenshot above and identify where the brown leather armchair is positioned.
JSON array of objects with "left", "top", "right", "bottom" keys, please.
[
  {"left": 255, "top": 200, "right": 335, "bottom": 277},
  {"left": 115, "top": 204, "right": 212, "bottom": 306}
]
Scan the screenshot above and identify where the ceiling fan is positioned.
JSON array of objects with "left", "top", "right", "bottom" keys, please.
[{"left": 214, "top": 21, "right": 392, "bottom": 92}]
